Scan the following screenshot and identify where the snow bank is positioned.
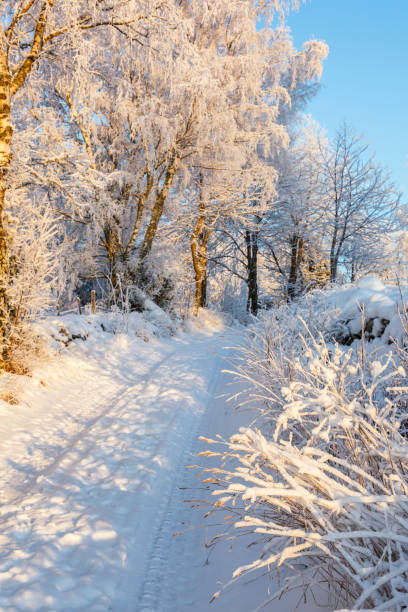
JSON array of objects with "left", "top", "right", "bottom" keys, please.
[
  {"left": 323, "top": 276, "right": 408, "bottom": 346},
  {"left": 33, "top": 304, "right": 177, "bottom": 353}
]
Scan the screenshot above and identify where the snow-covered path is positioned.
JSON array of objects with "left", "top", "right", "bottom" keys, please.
[
  {"left": 0, "top": 318, "right": 250, "bottom": 610},
  {"left": 0, "top": 317, "right": 329, "bottom": 611}
]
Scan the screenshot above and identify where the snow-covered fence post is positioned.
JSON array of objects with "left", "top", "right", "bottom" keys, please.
[
  {"left": 76, "top": 297, "right": 81, "bottom": 315},
  {"left": 91, "top": 290, "right": 96, "bottom": 314}
]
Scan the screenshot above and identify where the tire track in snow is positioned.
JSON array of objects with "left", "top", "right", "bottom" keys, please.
[
  {"left": 137, "top": 348, "right": 224, "bottom": 611},
  {"left": 0, "top": 331, "right": 230, "bottom": 611}
]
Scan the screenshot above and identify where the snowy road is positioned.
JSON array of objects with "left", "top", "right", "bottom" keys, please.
[
  {"left": 0, "top": 318, "right": 247, "bottom": 610},
  {"left": 0, "top": 318, "right": 329, "bottom": 611}
]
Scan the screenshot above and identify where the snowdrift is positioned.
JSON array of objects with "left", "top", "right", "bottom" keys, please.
[
  {"left": 33, "top": 302, "right": 178, "bottom": 352},
  {"left": 326, "top": 276, "right": 408, "bottom": 346}
]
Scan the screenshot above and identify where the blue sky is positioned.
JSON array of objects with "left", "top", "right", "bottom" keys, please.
[{"left": 286, "top": 0, "right": 408, "bottom": 198}]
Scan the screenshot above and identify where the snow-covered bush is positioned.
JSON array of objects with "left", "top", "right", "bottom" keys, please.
[
  {"left": 129, "top": 246, "right": 191, "bottom": 316},
  {"left": 204, "top": 281, "right": 408, "bottom": 610},
  {"left": 230, "top": 289, "right": 338, "bottom": 422},
  {"left": 1, "top": 205, "right": 65, "bottom": 372},
  {"left": 35, "top": 300, "right": 177, "bottom": 353}
]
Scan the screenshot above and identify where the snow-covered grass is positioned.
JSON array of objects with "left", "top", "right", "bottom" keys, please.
[
  {"left": 203, "top": 278, "right": 408, "bottom": 611},
  {"left": 37, "top": 306, "right": 176, "bottom": 347}
]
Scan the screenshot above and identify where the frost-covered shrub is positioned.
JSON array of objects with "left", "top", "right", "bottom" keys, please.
[
  {"left": 132, "top": 262, "right": 176, "bottom": 312},
  {"left": 119, "top": 244, "right": 192, "bottom": 317},
  {"left": 2, "top": 205, "right": 65, "bottom": 372},
  {"left": 204, "top": 286, "right": 408, "bottom": 610},
  {"left": 231, "top": 291, "right": 338, "bottom": 422}
]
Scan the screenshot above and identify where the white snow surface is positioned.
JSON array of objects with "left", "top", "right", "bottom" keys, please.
[
  {"left": 0, "top": 310, "right": 329, "bottom": 611},
  {"left": 326, "top": 276, "right": 408, "bottom": 344}
]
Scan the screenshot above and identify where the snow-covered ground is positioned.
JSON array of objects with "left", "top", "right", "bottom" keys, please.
[
  {"left": 0, "top": 311, "right": 329, "bottom": 611},
  {"left": 325, "top": 276, "right": 408, "bottom": 345}
]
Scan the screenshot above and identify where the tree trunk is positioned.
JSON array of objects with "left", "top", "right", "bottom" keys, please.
[
  {"left": 331, "top": 228, "right": 347, "bottom": 283},
  {"left": 102, "top": 223, "right": 121, "bottom": 302},
  {"left": 140, "top": 160, "right": 177, "bottom": 260},
  {"left": 287, "top": 234, "right": 303, "bottom": 301},
  {"left": 245, "top": 230, "right": 258, "bottom": 315},
  {"left": 191, "top": 212, "right": 210, "bottom": 316},
  {"left": 329, "top": 214, "right": 340, "bottom": 283},
  {"left": 287, "top": 235, "right": 298, "bottom": 301},
  {"left": 330, "top": 254, "right": 338, "bottom": 283},
  {"left": 123, "top": 175, "right": 154, "bottom": 260},
  {"left": 0, "top": 45, "right": 13, "bottom": 364},
  {"left": 350, "top": 259, "right": 356, "bottom": 282}
]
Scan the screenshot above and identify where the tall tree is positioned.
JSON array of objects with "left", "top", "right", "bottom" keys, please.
[
  {"left": 319, "top": 123, "right": 400, "bottom": 283},
  {"left": 0, "top": 0, "right": 145, "bottom": 364},
  {"left": 271, "top": 120, "right": 326, "bottom": 299}
]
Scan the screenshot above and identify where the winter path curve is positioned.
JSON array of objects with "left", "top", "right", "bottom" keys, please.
[{"left": 0, "top": 314, "right": 329, "bottom": 611}]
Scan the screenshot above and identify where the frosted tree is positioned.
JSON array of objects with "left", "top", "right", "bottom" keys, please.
[
  {"left": 260, "top": 122, "right": 400, "bottom": 296},
  {"left": 211, "top": 105, "right": 328, "bottom": 311},
  {"left": 183, "top": 169, "right": 270, "bottom": 315},
  {"left": 319, "top": 122, "right": 400, "bottom": 283},
  {"left": 51, "top": 0, "right": 328, "bottom": 311},
  {"left": 0, "top": 0, "right": 154, "bottom": 365},
  {"left": 262, "top": 119, "right": 328, "bottom": 300}
]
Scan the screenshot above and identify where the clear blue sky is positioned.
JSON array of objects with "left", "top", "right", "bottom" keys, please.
[{"left": 286, "top": 0, "right": 408, "bottom": 198}]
